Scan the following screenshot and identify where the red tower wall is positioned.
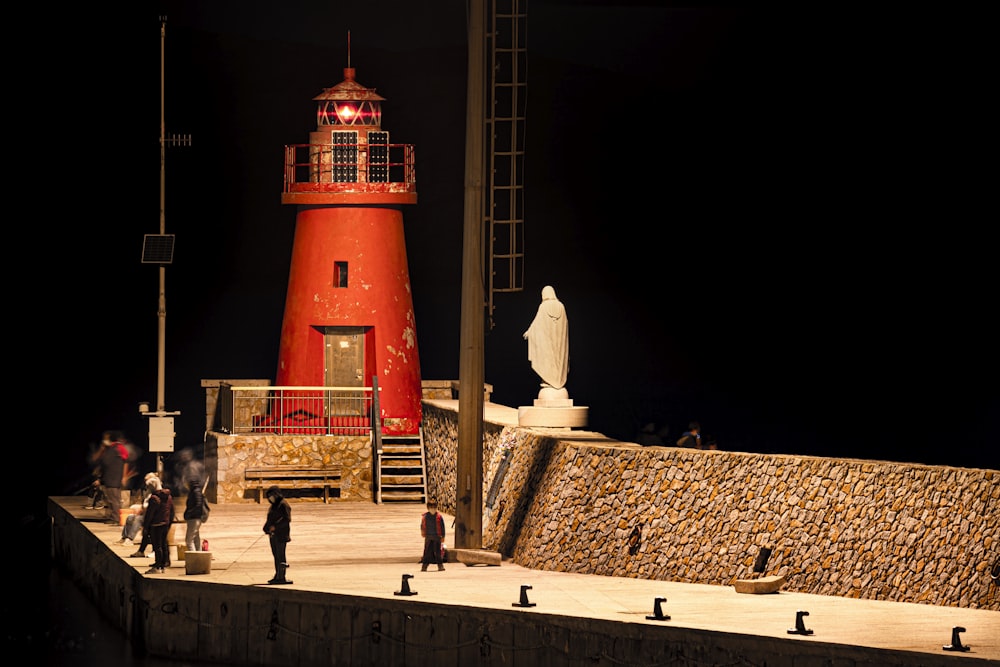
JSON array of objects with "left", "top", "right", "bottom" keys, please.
[{"left": 276, "top": 205, "right": 422, "bottom": 434}]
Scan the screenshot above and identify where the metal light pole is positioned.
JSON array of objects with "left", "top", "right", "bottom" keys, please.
[{"left": 141, "top": 16, "right": 187, "bottom": 475}]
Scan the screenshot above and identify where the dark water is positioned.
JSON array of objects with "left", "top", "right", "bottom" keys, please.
[
  {"left": 19, "top": 566, "right": 197, "bottom": 667},
  {"left": 17, "top": 499, "right": 197, "bottom": 667}
]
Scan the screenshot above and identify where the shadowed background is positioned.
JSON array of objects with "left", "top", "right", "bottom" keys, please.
[{"left": 19, "top": 2, "right": 995, "bottom": 497}]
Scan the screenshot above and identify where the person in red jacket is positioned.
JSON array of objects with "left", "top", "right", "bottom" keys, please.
[
  {"left": 91, "top": 430, "right": 129, "bottom": 524},
  {"left": 142, "top": 476, "right": 174, "bottom": 574},
  {"left": 420, "top": 499, "right": 446, "bottom": 572}
]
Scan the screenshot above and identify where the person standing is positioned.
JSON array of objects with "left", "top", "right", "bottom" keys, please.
[
  {"left": 91, "top": 430, "right": 128, "bottom": 525},
  {"left": 676, "top": 421, "right": 702, "bottom": 449},
  {"left": 263, "top": 486, "right": 292, "bottom": 584},
  {"left": 127, "top": 473, "right": 161, "bottom": 558},
  {"left": 143, "top": 475, "right": 174, "bottom": 574},
  {"left": 183, "top": 475, "right": 205, "bottom": 554},
  {"left": 420, "top": 499, "right": 446, "bottom": 572},
  {"left": 636, "top": 422, "right": 666, "bottom": 447},
  {"left": 523, "top": 285, "right": 570, "bottom": 391}
]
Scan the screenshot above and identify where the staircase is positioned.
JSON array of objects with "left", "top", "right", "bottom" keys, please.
[{"left": 377, "top": 430, "right": 426, "bottom": 504}]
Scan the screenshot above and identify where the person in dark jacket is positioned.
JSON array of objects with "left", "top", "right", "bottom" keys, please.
[
  {"left": 116, "top": 471, "right": 159, "bottom": 548},
  {"left": 420, "top": 498, "right": 446, "bottom": 572},
  {"left": 183, "top": 476, "right": 205, "bottom": 553},
  {"left": 143, "top": 477, "right": 174, "bottom": 574},
  {"left": 263, "top": 486, "right": 292, "bottom": 584},
  {"left": 675, "top": 421, "right": 701, "bottom": 449},
  {"left": 91, "top": 430, "right": 128, "bottom": 524}
]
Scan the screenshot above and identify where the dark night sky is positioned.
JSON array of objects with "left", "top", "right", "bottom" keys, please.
[{"left": 27, "top": 2, "right": 996, "bottom": 495}]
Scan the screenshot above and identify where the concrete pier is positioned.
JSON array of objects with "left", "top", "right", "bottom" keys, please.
[{"left": 49, "top": 497, "right": 1000, "bottom": 666}]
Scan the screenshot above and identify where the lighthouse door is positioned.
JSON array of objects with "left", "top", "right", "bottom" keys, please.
[{"left": 323, "top": 327, "right": 366, "bottom": 416}]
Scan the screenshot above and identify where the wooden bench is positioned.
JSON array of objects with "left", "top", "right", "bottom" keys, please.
[{"left": 245, "top": 466, "right": 342, "bottom": 504}]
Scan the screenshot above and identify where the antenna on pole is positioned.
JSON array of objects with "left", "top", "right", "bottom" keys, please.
[
  {"left": 141, "top": 15, "right": 188, "bottom": 473},
  {"left": 347, "top": 30, "right": 351, "bottom": 68}
]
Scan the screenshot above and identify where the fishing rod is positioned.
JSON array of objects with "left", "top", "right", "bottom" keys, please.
[{"left": 215, "top": 531, "right": 269, "bottom": 572}]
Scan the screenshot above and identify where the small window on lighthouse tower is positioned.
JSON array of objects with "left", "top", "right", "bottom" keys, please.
[{"left": 334, "top": 261, "right": 348, "bottom": 288}]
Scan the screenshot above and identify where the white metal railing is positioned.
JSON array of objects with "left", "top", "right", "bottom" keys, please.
[{"left": 220, "top": 385, "right": 381, "bottom": 436}]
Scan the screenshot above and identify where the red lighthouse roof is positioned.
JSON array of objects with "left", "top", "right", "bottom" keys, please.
[{"left": 313, "top": 68, "right": 386, "bottom": 102}]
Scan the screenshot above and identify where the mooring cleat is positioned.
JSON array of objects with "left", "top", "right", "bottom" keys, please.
[
  {"left": 943, "top": 626, "right": 970, "bottom": 652},
  {"left": 394, "top": 574, "right": 417, "bottom": 596},
  {"left": 646, "top": 597, "right": 670, "bottom": 621},
  {"left": 513, "top": 584, "right": 536, "bottom": 608},
  {"left": 787, "top": 610, "right": 813, "bottom": 635}
]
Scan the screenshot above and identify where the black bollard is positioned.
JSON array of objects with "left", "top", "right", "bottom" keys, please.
[
  {"left": 512, "top": 584, "right": 536, "bottom": 608},
  {"left": 394, "top": 574, "right": 417, "bottom": 596},
  {"left": 787, "top": 610, "right": 813, "bottom": 635},
  {"left": 943, "top": 626, "right": 970, "bottom": 652},
  {"left": 645, "top": 597, "right": 670, "bottom": 621}
]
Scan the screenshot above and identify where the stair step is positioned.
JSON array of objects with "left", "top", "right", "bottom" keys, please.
[
  {"left": 382, "top": 446, "right": 422, "bottom": 455},
  {"left": 377, "top": 428, "right": 426, "bottom": 505},
  {"left": 381, "top": 475, "right": 424, "bottom": 485},
  {"left": 382, "top": 489, "right": 426, "bottom": 495}
]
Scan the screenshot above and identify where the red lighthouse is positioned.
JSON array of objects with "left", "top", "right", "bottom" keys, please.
[{"left": 278, "top": 64, "right": 421, "bottom": 436}]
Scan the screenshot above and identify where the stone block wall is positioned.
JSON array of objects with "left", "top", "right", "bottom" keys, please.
[
  {"left": 421, "top": 403, "right": 999, "bottom": 610},
  {"left": 207, "top": 432, "right": 374, "bottom": 503}
]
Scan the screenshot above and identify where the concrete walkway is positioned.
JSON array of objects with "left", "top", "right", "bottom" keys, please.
[{"left": 54, "top": 496, "right": 1000, "bottom": 665}]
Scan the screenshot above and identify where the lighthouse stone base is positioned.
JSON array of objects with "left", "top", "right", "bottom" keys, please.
[{"left": 518, "top": 386, "right": 589, "bottom": 428}]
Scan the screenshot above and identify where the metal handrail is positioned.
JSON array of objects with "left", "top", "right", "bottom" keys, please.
[
  {"left": 283, "top": 143, "right": 416, "bottom": 193},
  {"left": 221, "top": 384, "right": 382, "bottom": 436}
]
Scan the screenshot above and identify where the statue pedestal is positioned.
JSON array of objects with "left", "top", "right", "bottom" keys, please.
[{"left": 518, "top": 386, "right": 589, "bottom": 428}]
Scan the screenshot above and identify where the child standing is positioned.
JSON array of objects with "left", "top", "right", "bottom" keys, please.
[{"left": 420, "top": 499, "right": 446, "bottom": 572}]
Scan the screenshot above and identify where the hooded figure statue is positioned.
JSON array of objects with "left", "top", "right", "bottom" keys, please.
[{"left": 523, "top": 285, "right": 569, "bottom": 390}]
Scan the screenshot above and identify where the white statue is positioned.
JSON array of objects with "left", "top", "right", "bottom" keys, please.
[{"left": 523, "top": 285, "right": 569, "bottom": 390}]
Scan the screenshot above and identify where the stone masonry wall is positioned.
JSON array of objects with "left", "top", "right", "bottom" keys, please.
[
  {"left": 421, "top": 403, "right": 999, "bottom": 610},
  {"left": 207, "top": 433, "right": 373, "bottom": 503}
]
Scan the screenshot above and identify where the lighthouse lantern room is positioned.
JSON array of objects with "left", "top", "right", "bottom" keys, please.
[{"left": 278, "top": 62, "right": 421, "bottom": 436}]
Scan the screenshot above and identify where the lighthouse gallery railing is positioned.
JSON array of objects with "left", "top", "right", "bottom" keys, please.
[
  {"left": 283, "top": 142, "right": 416, "bottom": 194},
  {"left": 219, "top": 384, "right": 382, "bottom": 436}
]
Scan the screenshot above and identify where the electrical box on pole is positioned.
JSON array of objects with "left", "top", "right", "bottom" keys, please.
[{"left": 148, "top": 416, "right": 176, "bottom": 453}]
